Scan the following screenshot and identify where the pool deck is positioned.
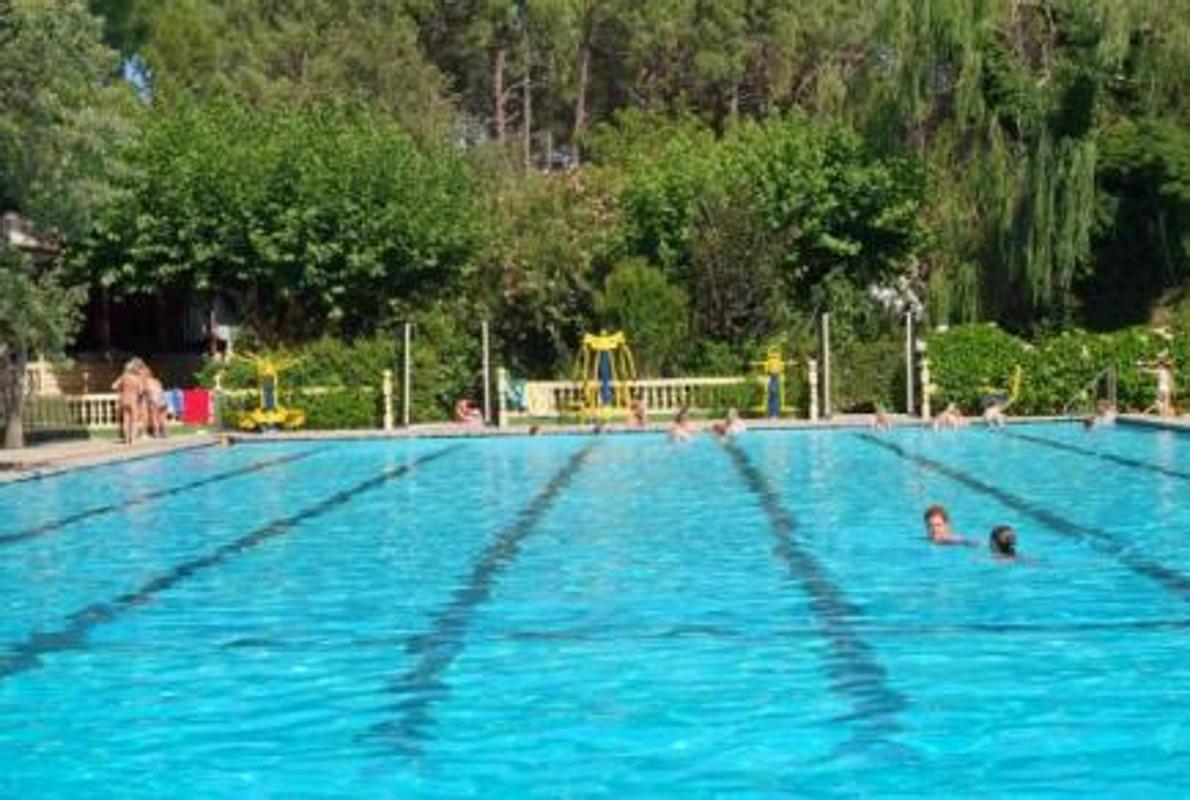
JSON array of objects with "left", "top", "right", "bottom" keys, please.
[
  {"left": 1, "top": 414, "right": 1183, "bottom": 481},
  {"left": 0, "top": 434, "right": 216, "bottom": 484}
]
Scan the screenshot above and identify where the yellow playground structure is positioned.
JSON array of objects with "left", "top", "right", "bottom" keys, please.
[
  {"left": 980, "top": 364, "right": 1024, "bottom": 411},
  {"left": 752, "top": 347, "right": 795, "bottom": 418},
  {"left": 236, "top": 354, "right": 307, "bottom": 432},
  {"left": 573, "top": 331, "right": 637, "bottom": 420}
]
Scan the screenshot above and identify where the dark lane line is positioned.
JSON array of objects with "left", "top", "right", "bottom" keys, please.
[
  {"left": 720, "top": 441, "right": 909, "bottom": 749},
  {"left": 858, "top": 434, "right": 1190, "bottom": 600},
  {"left": 495, "top": 615, "right": 1190, "bottom": 643},
  {"left": 1002, "top": 429, "right": 1190, "bottom": 482},
  {"left": 370, "top": 442, "right": 598, "bottom": 755},
  {"left": 0, "top": 445, "right": 463, "bottom": 682},
  {"left": 0, "top": 450, "right": 318, "bottom": 547}
]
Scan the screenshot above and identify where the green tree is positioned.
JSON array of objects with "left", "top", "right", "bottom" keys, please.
[
  {"left": 0, "top": 0, "right": 137, "bottom": 238},
  {"left": 140, "top": 0, "right": 454, "bottom": 137},
  {"left": 74, "top": 100, "right": 485, "bottom": 343},
  {"left": 0, "top": 247, "right": 84, "bottom": 447},
  {"left": 0, "top": 0, "right": 130, "bottom": 447},
  {"left": 597, "top": 258, "right": 689, "bottom": 374}
]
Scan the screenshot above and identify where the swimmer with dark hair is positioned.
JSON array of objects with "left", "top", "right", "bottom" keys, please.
[{"left": 989, "top": 525, "right": 1018, "bottom": 559}]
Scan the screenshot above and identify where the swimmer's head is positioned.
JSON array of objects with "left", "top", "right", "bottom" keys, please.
[
  {"left": 989, "top": 525, "right": 1017, "bottom": 557},
  {"left": 923, "top": 505, "right": 950, "bottom": 540}
]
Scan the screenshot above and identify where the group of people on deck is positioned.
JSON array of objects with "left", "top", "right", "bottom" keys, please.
[{"left": 111, "top": 358, "right": 168, "bottom": 444}]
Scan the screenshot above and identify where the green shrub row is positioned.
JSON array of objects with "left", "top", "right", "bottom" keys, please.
[
  {"left": 216, "top": 388, "right": 382, "bottom": 430},
  {"left": 198, "top": 324, "right": 483, "bottom": 428},
  {"left": 929, "top": 323, "right": 1189, "bottom": 414}
]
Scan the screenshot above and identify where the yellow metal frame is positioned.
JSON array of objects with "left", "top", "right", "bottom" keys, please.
[
  {"left": 751, "top": 347, "right": 795, "bottom": 416},
  {"left": 236, "top": 354, "right": 307, "bottom": 431},
  {"left": 572, "top": 331, "right": 638, "bottom": 421}
]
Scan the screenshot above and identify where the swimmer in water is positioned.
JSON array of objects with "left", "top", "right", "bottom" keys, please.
[
  {"left": 989, "top": 525, "right": 1018, "bottom": 559},
  {"left": 923, "top": 504, "right": 973, "bottom": 546}
]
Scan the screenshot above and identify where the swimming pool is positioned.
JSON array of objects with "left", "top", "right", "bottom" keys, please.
[{"left": 0, "top": 423, "right": 1186, "bottom": 798}]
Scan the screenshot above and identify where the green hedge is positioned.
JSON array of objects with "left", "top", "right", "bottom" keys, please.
[
  {"left": 929, "top": 323, "right": 1189, "bottom": 414},
  {"left": 216, "top": 388, "right": 381, "bottom": 430},
  {"left": 198, "top": 323, "right": 482, "bottom": 427}
]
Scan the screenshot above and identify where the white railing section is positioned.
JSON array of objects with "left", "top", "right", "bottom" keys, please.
[
  {"left": 20, "top": 393, "right": 119, "bottom": 431},
  {"left": 66, "top": 394, "right": 121, "bottom": 428},
  {"left": 506, "top": 375, "right": 753, "bottom": 421}
]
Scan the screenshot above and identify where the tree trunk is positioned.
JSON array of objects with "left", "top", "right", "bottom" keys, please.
[
  {"left": 493, "top": 45, "right": 507, "bottom": 143},
  {"left": 2, "top": 344, "right": 28, "bottom": 450},
  {"left": 522, "top": 28, "right": 532, "bottom": 170},
  {"left": 572, "top": 42, "right": 591, "bottom": 155}
]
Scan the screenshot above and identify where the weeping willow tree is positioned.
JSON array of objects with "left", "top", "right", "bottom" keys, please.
[{"left": 806, "top": 0, "right": 1190, "bottom": 331}]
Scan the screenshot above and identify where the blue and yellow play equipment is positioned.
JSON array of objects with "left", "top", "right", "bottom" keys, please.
[
  {"left": 752, "top": 347, "right": 794, "bottom": 418},
  {"left": 237, "top": 354, "right": 307, "bottom": 431},
  {"left": 573, "top": 331, "right": 637, "bottom": 420}
]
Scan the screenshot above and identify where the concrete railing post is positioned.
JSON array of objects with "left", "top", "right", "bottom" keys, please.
[
  {"left": 920, "top": 358, "right": 932, "bottom": 421},
  {"left": 382, "top": 369, "right": 394, "bottom": 431},
  {"left": 808, "top": 358, "right": 819, "bottom": 422}
]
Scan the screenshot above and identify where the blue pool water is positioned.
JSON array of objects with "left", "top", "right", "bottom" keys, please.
[{"left": 0, "top": 423, "right": 1187, "bottom": 798}]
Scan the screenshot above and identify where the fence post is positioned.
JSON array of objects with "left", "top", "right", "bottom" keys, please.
[
  {"left": 402, "top": 323, "right": 412, "bottom": 427},
  {"left": 213, "top": 371, "right": 224, "bottom": 430},
  {"left": 904, "top": 312, "right": 915, "bottom": 416},
  {"left": 497, "top": 367, "right": 509, "bottom": 428},
  {"left": 808, "top": 358, "right": 819, "bottom": 421},
  {"left": 482, "top": 320, "right": 491, "bottom": 424},
  {"left": 382, "top": 369, "right": 394, "bottom": 431},
  {"left": 920, "top": 358, "right": 932, "bottom": 421},
  {"left": 820, "top": 312, "right": 832, "bottom": 419}
]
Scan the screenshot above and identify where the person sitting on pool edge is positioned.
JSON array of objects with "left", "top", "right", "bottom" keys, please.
[
  {"left": 923, "top": 504, "right": 973, "bottom": 546},
  {"left": 989, "top": 525, "right": 1018, "bottom": 559}
]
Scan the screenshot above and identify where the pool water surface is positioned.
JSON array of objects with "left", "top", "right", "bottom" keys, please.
[{"left": 0, "top": 423, "right": 1187, "bottom": 798}]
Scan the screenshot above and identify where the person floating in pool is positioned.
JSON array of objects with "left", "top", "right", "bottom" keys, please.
[
  {"left": 711, "top": 407, "right": 746, "bottom": 438},
  {"left": 933, "top": 403, "right": 967, "bottom": 431},
  {"left": 923, "top": 504, "right": 973, "bottom": 546},
  {"left": 982, "top": 399, "right": 1007, "bottom": 429},
  {"left": 670, "top": 404, "right": 695, "bottom": 442},
  {"left": 988, "top": 525, "right": 1018, "bottom": 560}
]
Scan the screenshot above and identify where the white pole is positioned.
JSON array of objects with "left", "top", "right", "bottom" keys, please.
[
  {"left": 402, "top": 323, "right": 411, "bottom": 427},
  {"left": 821, "top": 312, "right": 832, "bottom": 419},
  {"left": 905, "top": 312, "right": 915, "bottom": 415},
  {"left": 382, "top": 369, "right": 394, "bottom": 431},
  {"left": 482, "top": 320, "right": 491, "bottom": 424},
  {"left": 808, "top": 358, "right": 819, "bottom": 421}
]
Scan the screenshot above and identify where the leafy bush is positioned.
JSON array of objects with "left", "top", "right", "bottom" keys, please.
[
  {"left": 215, "top": 388, "right": 381, "bottom": 430},
  {"left": 928, "top": 324, "right": 1030, "bottom": 411},
  {"left": 930, "top": 323, "right": 1181, "bottom": 413}
]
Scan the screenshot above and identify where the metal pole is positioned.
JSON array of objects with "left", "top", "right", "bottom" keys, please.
[
  {"left": 905, "top": 312, "right": 915, "bottom": 415},
  {"left": 482, "top": 320, "right": 491, "bottom": 424},
  {"left": 821, "top": 312, "right": 832, "bottom": 419},
  {"left": 402, "top": 323, "right": 411, "bottom": 427}
]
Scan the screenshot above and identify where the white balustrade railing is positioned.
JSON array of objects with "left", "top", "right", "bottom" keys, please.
[{"left": 509, "top": 376, "right": 753, "bottom": 420}]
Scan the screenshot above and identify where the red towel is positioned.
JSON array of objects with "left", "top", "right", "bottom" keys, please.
[{"left": 180, "top": 389, "right": 212, "bottom": 425}]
